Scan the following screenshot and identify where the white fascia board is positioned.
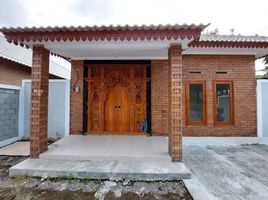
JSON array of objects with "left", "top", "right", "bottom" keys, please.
[
  {"left": 33, "top": 38, "right": 193, "bottom": 49},
  {"left": 72, "top": 56, "right": 169, "bottom": 60}
]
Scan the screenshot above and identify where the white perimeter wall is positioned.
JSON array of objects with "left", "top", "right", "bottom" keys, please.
[
  {"left": 257, "top": 80, "right": 268, "bottom": 137},
  {"left": 19, "top": 80, "right": 70, "bottom": 139}
]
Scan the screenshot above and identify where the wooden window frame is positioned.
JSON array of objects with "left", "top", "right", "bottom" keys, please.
[
  {"left": 213, "top": 80, "right": 234, "bottom": 126},
  {"left": 185, "top": 80, "right": 207, "bottom": 126}
]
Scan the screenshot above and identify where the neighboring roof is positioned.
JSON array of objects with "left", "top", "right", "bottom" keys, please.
[
  {"left": 0, "top": 35, "right": 70, "bottom": 79},
  {"left": 190, "top": 34, "right": 268, "bottom": 48},
  {"left": 0, "top": 24, "right": 208, "bottom": 43},
  {"left": 200, "top": 34, "right": 268, "bottom": 42}
]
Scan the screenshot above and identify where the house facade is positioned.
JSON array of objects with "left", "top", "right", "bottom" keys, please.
[{"left": 1, "top": 24, "right": 268, "bottom": 161}]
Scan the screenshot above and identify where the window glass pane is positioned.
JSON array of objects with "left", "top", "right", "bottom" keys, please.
[
  {"left": 189, "top": 84, "right": 203, "bottom": 122},
  {"left": 216, "top": 84, "right": 230, "bottom": 122}
]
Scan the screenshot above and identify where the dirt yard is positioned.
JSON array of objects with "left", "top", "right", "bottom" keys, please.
[{"left": 0, "top": 156, "right": 193, "bottom": 200}]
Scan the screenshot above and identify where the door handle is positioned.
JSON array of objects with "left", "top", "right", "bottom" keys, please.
[
  {"left": 118, "top": 106, "right": 121, "bottom": 108},
  {"left": 114, "top": 106, "right": 118, "bottom": 108}
]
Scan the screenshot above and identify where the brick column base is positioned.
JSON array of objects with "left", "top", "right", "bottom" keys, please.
[
  {"left": 70, "top": 60, "right": 84, "bottom": 134},
  {"left": 30, "top": 45, "right": 49, "bottom": 158},
  {"left": 168, "top": 44, "right": 183, "bottom": 162}
]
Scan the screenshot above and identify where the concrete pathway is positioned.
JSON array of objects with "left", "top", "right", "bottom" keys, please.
[
  {"left": 10, "top": 158, "right": 191, "bottom": 181},
  {"left": 0, "top": 141, "right": 29, "bottom": 156},
  {"left": 184, "top": 144, "right": 268, "bottom": 200},
  {"left": 183, "top": 137, "right": 268, "bottom": 146}
]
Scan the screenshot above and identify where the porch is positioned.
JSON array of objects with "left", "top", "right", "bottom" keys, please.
[
  {"left": 9, "top": 135, "right": 191, "bottom": 180},
  {"left": 0, "top": 24, "right": 208, "bottom": 162}
]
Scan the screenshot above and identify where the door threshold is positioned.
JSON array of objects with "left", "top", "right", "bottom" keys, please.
[{"left": 88, "top": 131, "right": 146, "bottom": 136}]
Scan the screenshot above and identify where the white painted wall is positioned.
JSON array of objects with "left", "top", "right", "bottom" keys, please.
[
  {"left": 19, "top": 80, "right": 70, "bottom": 139},
  {"left": 257, "top": 80, "right": 268, "bottom": 137}
]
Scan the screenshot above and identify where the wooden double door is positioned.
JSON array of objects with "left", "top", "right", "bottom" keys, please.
[
  {"left": 87, "top": 64, "right": 148, "bottom": 134},
  {"left": 105, "top": 85, "right": 130, "bottom": 132}
]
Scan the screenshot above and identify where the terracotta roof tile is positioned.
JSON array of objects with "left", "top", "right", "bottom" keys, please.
[
  {"left": 200, "top": 34, "right": 268, "bottom": 43},
  {"left": 0, "top": 24, "right": 209, "bottom": 33}
]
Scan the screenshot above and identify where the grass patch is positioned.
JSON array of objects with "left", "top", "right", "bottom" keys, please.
[
  {"left": 13, "top": 175, "right": 32, "bottom": 181},
  {"left": 44, "top": 174, "right": 80, "bottom": 182},
  {"left": 57, "top": 174, "right": 77, "bottom": 181}
]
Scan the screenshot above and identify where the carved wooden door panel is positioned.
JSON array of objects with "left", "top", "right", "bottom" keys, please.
[
  {"left": 116, "top": 85, "right": 130, "bottom": 132},
  {"left": 87, "top": 64, "right": 148, "bottom": 134},
  {"left": 105, "top": 86, "right": 117, "bottom": 132},
  {"left": 104, "top": 85, "right": 130, "bottom": 132}
]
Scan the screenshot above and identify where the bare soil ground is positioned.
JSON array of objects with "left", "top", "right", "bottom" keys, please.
[{"left": 0, "top": 156, "right": 193, "bottom": 200}]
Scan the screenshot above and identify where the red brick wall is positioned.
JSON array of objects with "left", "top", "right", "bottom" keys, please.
[
  {"left": 151, "top": 60, "right": 169, "bottom": 135},
  {"left": 0, "top": 58, "right": 31, "bottom": 85},
  {"left": 0, "top": 57, "right": 61, "bottom": 86},
  {"left": 151, "top": 55, "right": 256, "bottom": 136},
  {"left": 70, "top": 60, "right": 84, "bottom": 134}
]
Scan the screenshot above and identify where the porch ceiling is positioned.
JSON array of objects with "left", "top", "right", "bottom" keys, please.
[
  {"left": 41, "top": 39, "right": 192, "bottom": 60},
  {"left": 35, "top": 40, "right": 268, "bottom": 59}
]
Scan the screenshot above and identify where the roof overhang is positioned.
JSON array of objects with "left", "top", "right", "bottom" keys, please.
[
  {"left": 0, "top": 24, "right": 207, "bottom": 60},
  {"left": 1, "top": 24, "right": 268, "bottom": 60},
  {"left": 188, "top": 36, "right": 268, "bottom": 59},
  {"left": 0, "top": 24, "right": 207, "bottom": 43}
]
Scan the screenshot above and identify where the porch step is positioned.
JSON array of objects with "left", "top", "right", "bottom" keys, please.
[{"left": 9, "top": 158, "right": 191, "bottom": 181}]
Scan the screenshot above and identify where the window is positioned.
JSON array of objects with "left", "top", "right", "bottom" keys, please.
[
  {"left": 186, "top": 81, "right": 207, "bottom": 125},
  {"left": 213, "top": 81, "right": 234, "bottom": 125}
]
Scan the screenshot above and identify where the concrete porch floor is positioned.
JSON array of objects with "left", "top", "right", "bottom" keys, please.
[
  {"left": 41, "top": 135, "right": 171, "bottom": 161},
  {"left": 9, "top": 135, "right": 191, "bottom": 181}
]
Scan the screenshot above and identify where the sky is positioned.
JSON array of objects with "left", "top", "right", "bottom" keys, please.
[{"left": 0, "top": 0, "right": 267, "bottom": 71}]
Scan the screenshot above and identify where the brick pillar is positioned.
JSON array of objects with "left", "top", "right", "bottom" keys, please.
[
  {"left": 168, "top": 44, "right": 183, "bottom": 162},
  {"left": 70, "top": 60, "right": 84, "bottom": 134},
  {"left": 30, "top": 45, "right": 49, "bottom": 158}
]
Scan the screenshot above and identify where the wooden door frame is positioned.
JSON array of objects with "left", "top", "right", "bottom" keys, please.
[{"left": 85, "top": 63, "right": 149, "bottom": 134}]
